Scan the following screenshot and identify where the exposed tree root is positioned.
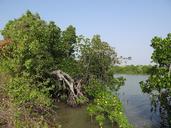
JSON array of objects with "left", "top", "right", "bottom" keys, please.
[{"left": 51, "top": 70, "right": 85, "bottom": 106}]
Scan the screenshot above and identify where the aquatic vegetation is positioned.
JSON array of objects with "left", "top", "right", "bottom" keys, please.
[{"left": 86, "top": 80, "right": 132, "bottom": 128}]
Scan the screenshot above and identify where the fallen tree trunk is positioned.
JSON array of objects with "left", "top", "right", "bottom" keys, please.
[{"left": 51, "top": 70, "right": 85, "bottom": 106}]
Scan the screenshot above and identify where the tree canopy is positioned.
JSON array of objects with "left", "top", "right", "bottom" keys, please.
[
  {"left": 140, "top": 33, "right": 171, "bottom": 127},
  {"left": 0, "top": 11, "right": 131, "bottom": 128}
]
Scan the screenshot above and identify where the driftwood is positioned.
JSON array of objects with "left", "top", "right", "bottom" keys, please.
[{"left": 51, "top": 70, "right": 84, "bottom": 106}]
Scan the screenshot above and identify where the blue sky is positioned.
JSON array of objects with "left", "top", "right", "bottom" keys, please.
[{"left": 0, "top": 0, "right": 171, "bottom": 65}]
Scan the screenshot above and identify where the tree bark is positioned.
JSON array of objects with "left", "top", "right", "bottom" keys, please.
[{"left": 51, "top": 70, "right": 84, "bottom": 106}]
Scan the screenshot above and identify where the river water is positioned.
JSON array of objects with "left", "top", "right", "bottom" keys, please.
[
  {"left": 117, "top": 75, "right": 160, "bottom": 128},
  {"left": 55, "top": 103, "right": 112, "bottom": 128},
  {"left": 55, "top": 75, "right": 161, "bottom": 128}
]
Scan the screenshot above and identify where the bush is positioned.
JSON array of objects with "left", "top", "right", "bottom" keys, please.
[
  {"left": 7, "top": 77, "right": 52, "bottom": 106},
  {"left": 86, "top": 81, "right": 132, "bottom": 128}
]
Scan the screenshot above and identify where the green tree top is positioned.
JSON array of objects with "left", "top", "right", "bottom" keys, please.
[{"left": 151, "top": 33, "right": 171, "bottom": 67}]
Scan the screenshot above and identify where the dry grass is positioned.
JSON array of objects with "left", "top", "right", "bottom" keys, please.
[
  {"left": 0, "top": 73, "right": 15, "bottom": 128},
  {"left": 0, "top": 73, "right": 60, "bottom": 128}
]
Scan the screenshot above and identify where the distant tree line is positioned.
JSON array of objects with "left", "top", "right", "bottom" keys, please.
[{"left": 112, "top": 65, "right": 152, "bottom": 74}]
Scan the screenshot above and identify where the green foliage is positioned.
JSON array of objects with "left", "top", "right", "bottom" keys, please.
[
  {"left": 61, "top": 25, "right": 77, "bottom": 57},
  {"left": 109, "top": 110, "right": 132, "bottom": 128},
  {"left": 57, "top": 58, "right": 82, "bottom": 77},
  {"left": 95, "top": 114, "right": 105, "bottom": 128},
  {"left": 76, "top": 96, "right": 88, "bottom": 105},
  {"left": 140, "top": 67, "right": 171, "bottom": 93},
  {"left": 80, "top": 35, "right": 132, "bottom": 127},
  {"left": 0, "top": 11, "right": 78, "bottom": 127},
  {"left": 140, "top": 33, "right": 171, "bottom": 126},
  {"left": 84, "top": 79, "right": 106, "bottom": 99},
  {"left": 0, "top": 11, "right": 79, "bottom": 99},
  {"left": 0, "top": 11, "right": 132, "bottom": 128},
  {"left": 107, "top": 76, "right": 126, "bottom": 92},
  {"left": 151, "top": 34, "right": 171, "bottom": 66},
  {"left": 141, "top": 33, "right": 171, "bottom": 95},
  {"left": 87, "top": 88, "right": 132, "bottom": 128},
  {"left": 0, "top": 10, "right": 78, "bottom": 76},
  {"left": 0, "top": 74, "right": 59, "bottom": 128},
  {"left": 7, "top": 76, "right": 51, "bottom": 106},
  {"left": 112, "top": 65, "right": 152, "bottom": 74},
  {"left": 79, "top": 35, "right": 119, "bottom": 82},
  {"left": 85, "top": 79, "right": 131, "bottom": 128}
]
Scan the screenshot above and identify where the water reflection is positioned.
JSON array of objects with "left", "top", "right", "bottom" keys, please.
[
  {"left": 154, "top": 94, "right": 171, "bottom": 128},
  {"left": 117, "top": 74, "right": 160, "bottom": 128},
  {"left": 55, "top": 75, "right": 165, "bottom": 128},
  {"left": 55, "top": 103, "right": 113, "bottom": 128}
]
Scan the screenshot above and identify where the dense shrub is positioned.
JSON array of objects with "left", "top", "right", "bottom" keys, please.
[
  {"left": 86, "top": 79, "right": 132, "bottom": 128},
  {"left": 0, "top": 11, "right": 132, "bottom": 128}
]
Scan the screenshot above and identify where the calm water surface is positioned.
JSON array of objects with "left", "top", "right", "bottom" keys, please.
[
  {"left": 55, "top": 103, "right": 112, "bottom": 128},
  {"left": 56, "top": 75, "right": 160, "bottom": 128},
  {"left": 117, "top": 74, "right": 160, "bottom": 128}
]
